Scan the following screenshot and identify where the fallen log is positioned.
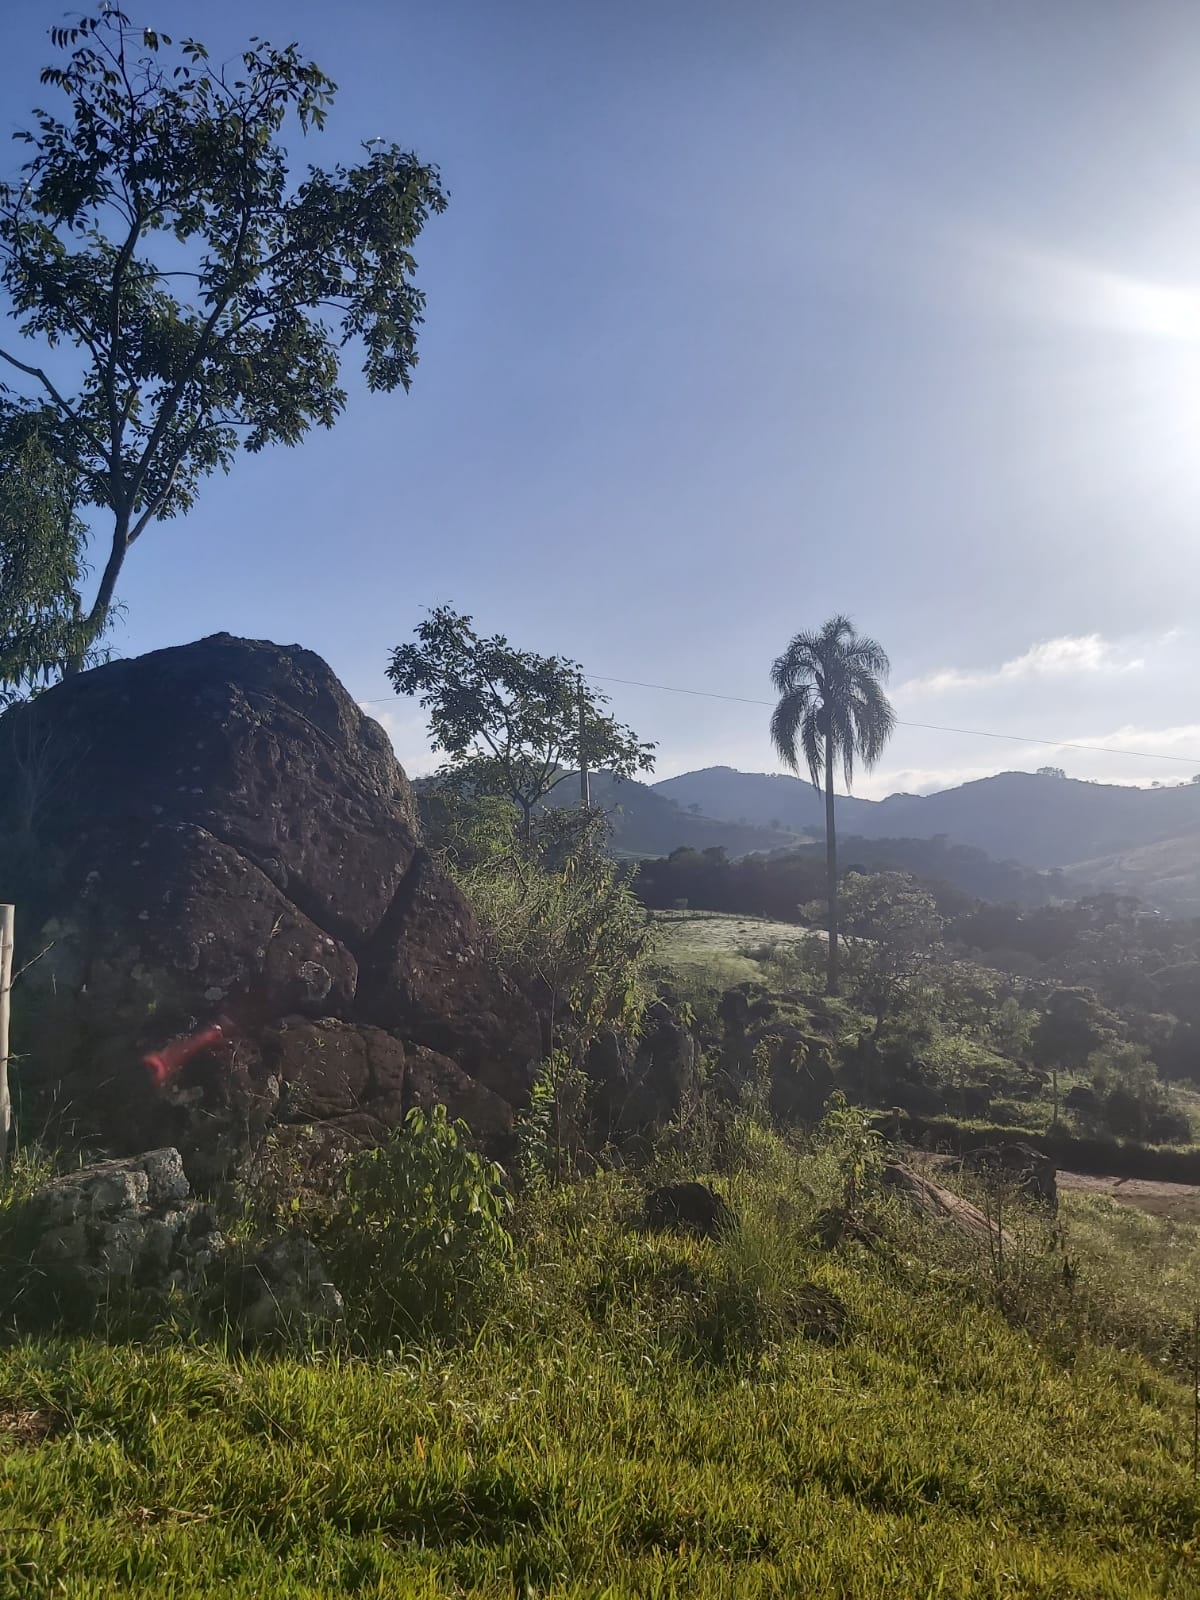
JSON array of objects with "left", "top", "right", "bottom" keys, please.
[{"left": 882, "top": 1162, "right": 1012, "bottom": 1251}]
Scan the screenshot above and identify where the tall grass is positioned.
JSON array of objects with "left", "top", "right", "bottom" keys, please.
[{"left": 1, "top": 1124, "right": 1198, "bottom": 1596}]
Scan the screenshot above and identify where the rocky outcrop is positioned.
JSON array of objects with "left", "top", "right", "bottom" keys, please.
[
  {"left": 960, "top": 1142, "right": 1058, "bottom": 1208},
  {"left": 16, "top": 1147, "right": 343, "bottom": 1342},
  {"left": 228, "top": 1235, "right": 344, "bottom": 1343},
  {"left": 27, "top": 1147, "right": 224, "bottom": 1302},
  {"left": 0, "top": 634, "right": 542, "bottom": 1170},
  {"left": 587, "top": 1000, "right": 699, "bottom": 1139}
]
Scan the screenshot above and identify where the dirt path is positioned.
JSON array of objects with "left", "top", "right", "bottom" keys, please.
[{"left": 1057, "top": 1169, "right": 1200, "bottom": 1220}]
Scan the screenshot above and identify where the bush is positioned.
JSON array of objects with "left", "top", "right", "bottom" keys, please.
[{"left": 322, "top": 1106, "right": 513, "bottom": 1344}]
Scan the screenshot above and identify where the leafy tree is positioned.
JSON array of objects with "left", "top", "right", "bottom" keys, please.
[
  {"left": 0, "top": 419, "right": 93, "bottom": 698},
  {"left": 388, "top": 607, "right": 655, "bottom": 843},
  {"left": 1031, "top": 987, "right": 1114, "bottom": 1073},
  {"left": 0, "top": 10, "right": 447, "bottom": 663},
  {"left": 839, "top": 870, "right": 945, "bottom": 1033},
  {"left": 1036, "top": 766, "right": 1067, "bottom": 779},
  {"left": 769, "top": 616, "right": 895, "bottom": 994}
]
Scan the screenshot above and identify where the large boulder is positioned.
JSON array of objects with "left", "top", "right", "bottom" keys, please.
[{"left": 0, "top": 635, "right": 541, "bottom": 1168}]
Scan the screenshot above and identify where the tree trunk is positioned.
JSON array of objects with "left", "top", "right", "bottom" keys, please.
[
  {"left": 65, "top": 513, "right": 129, "bottom": 674},
  {"left": 520, "top": 799, "right": 533, "bottom": 849},
  {"left": 825, "top": 736, "right": 839, "bottom": 995}
]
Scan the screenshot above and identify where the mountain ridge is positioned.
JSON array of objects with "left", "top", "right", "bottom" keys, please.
[{"left": 653, "top": 765, "right": 1200, "bottom": 871}]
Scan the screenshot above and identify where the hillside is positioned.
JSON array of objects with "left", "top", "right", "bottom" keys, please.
[
  {"left": 1063, "top": 829, "right": 1200, "bottom": 918},
  {"left": 547, "top": 771, "right": 798, "bottom": 857},
  {"left": 652, "top": 766, "right": 865, "bottom": 835},
  {"left": 656, "top": 766, "right": 1200, "bottom": 873}
]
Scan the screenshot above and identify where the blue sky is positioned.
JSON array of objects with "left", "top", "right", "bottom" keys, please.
[{"left": 5, "top": 1, "right": 1200, "bottom": 797}]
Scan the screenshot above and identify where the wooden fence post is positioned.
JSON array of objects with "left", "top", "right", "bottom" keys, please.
[{"left": 0, "top": 904, "right": 13, "bottom": 1177}]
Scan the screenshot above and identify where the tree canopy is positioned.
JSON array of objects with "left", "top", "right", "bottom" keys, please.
[
  {"left": 388, "top": 607, "right": 655, "bottom": 840},
  {"left": 0, "top": 9, "right": 447, "bottom": 662}
]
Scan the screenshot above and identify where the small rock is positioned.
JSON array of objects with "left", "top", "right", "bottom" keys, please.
[
  {"left": 233, "top": 1235, "right": 344, "bottom": 1342},
  {"left": 644, "top": 1182, "right": 735, "bottom": 1238}
]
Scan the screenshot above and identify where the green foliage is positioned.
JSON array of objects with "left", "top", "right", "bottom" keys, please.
[
  {"left": 989, "top": 994, "right": 1035, "bottom": 1057},
  {"left": 1084, "top": 1042, "right": 1192, "bottom": 1143},
  {"left": 415, "top": 784, "right": 519, "bottom": 872},
  {"left": 463, "top": 816, "right": 654, "bottom": 1054},
  {"left": 810, "top": 1091, "right": 886, "bottom": 1210},
  {"left": 1032, "top": 987, "right": 1117, "bottom": 1072},
  {"left": 839, "top": 869, "right": 946, "bottom": 1026},
  {"left": 322, "top": 1106, "right": 512, "bottom": 1344},
  {"left": 0, "top": 10, "right": 447, "bottom": 649},
  {"left": 388, "top": 607, "right": 655, "bottom": 839},
  {"left": 0, "top": 425, "right": 94, "bottom": 696}
]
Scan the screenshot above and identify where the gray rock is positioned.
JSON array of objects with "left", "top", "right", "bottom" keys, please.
[
  {"left": 961, "top": 1142, "right": 1058, "bottom": 1207},
  {"left": 234, "top": 1235, "right": 344, "bottom": 1341},
  {"left": 30, "top": 1147, "right": 224, "bottom": 1293},
  {"left": 22, "top": 1148, "right": 342, "bottom": 1343}
]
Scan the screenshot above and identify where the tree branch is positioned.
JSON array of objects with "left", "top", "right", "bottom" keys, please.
[{"left": 0, "top": 346, "right": 103, "bottom": 453}]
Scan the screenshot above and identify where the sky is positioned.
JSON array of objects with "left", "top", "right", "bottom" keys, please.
[{"left": 5, "top": 0, "right": 1200, "bottom": 799}]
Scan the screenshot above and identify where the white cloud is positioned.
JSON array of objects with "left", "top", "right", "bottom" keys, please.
[{"left": 897, "top": 633, "right": 1145, "bottom": 699}]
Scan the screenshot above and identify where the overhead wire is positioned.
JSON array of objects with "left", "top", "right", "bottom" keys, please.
[{"left": 359, "top": 672, "right": 1200, "bottom": 768}]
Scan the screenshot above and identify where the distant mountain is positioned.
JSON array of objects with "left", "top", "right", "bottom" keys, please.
[
  {"left": 654, "top": 767, "right": 1200, "bottom": 873},
  {"left": 653, "top": 767, "right": 872, "bottom": 835},
  {"left": 546, "top": 771, "right": 799, "bottom": 858}
]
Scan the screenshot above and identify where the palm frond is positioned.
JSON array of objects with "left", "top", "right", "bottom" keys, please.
[
  {"left": 800, "top": 710, "right": 823, "bottom": 791},
  {"left": 769, "top": 614, "right": 896, "bottom": 796},
  {"left": 769, "top": 682, "right": 813, "bottom": 773}
]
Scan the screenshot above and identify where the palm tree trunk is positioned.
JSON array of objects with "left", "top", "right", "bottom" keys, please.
[{"left": 825, "top": 736, "right": 839, "bottom": 996}]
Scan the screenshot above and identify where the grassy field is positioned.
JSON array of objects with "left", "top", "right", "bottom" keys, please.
[
  {"left": 1, "top": 1127, "right": 1198, "bottom": 1598},
  {"left": 649, "top": 910, "right": 818, "bottom": 990}
]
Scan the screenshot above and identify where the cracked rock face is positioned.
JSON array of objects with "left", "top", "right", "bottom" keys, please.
[{"left": 1, "top": 634, "right": 542, "bottom": 1169}]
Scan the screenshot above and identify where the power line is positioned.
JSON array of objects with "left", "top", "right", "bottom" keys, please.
[
  {"left": 358, "top": 674, "right": 1200, "bottom": 768},
  {"left": 581, "top": 673, "right": 1200, "bottom": 768}
]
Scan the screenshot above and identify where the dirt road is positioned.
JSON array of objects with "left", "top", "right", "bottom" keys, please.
[{"left": 1057, "top": 1170, "right": 1200, "bottom": 1220}]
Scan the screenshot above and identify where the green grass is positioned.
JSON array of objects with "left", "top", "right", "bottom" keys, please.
[
  {"left": 649, "top": 910, "right": 822, "bottom": 998},
  {"left": 1, "top": 1132, "right": 1198, "bottom": 1597}
]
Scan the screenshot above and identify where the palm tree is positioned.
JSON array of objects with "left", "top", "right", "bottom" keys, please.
[{"left": 770, "top": 616, "right": 896, "bottom": 995}]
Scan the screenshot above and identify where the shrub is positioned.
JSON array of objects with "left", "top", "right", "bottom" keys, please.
[{"left": 322, "top": 1106, "right": 513, "bottom": 1344}]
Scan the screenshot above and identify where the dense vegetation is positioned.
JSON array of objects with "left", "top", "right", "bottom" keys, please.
[{"left": 635, "top": 836, "right": 1063, "bottom": 919}]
